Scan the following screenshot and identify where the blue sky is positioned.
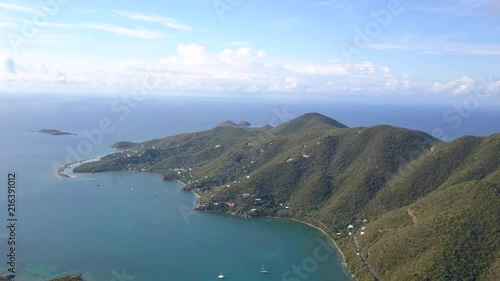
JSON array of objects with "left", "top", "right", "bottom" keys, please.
[{"left": 0, "top": 0, "right": 499, "bottom": 99}]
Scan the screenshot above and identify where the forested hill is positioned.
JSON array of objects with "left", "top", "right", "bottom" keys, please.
[{"left": 75, "top": 113, "right": 500, "bottom": 281}]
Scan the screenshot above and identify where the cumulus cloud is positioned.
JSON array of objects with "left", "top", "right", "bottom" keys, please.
[
  {"left": 434, "top": 76, "right": 477, "bottom": 95},
  {"left": 177, "top": 43, "right": 206, "bottom": 57},
  {"left": 1, "top": 45, "right": 499, "bottom": 97},
  {"left": 433, "top": 76, "right": 500, "bottom": 97}
]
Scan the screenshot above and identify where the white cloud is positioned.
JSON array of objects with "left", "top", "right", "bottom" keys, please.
[
  {"left": 370, "top": 42, "right": 500, "bottom": 56},
  {"left": 177, "top": 43, "right": 206, "bottom": 57},
  {"left": 43, "top": 22, "right": 168, "bottom": 39},
  {"left": 0, "top": 21, "right": 16, "bottom": 28},
  {"left": 0, "top": 16, "right": 168, "bottom": 39},
  {"left": 79, "top": 23, "right": 167, "bottom": 39},
  {"left": 115, "top": 11, "right": 192, "bottom": 31},
  {"left": 409, "top": 1, "right": 492, "bottom": 18},
  {"left": 0, "top": 44, "right": 498, "bottom": 97},
  {"left": 433, "top": 76, "right": 499, "bottom": 96},
  {"left": 0, "top": 1, "right": 37, "bottom": 13}
]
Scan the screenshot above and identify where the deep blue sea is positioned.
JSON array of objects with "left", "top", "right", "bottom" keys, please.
[{"left": 0, "top": 94, "right": 499, "bottom": 280}]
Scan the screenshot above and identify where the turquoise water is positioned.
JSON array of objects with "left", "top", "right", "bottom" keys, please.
[
  {"left": 0, "top": 96, "right": 354, "bottom": 281},
  {"left": 5, "top": 172, "right": 350, "bottom": 281},
  {"left": 1, "top": 94, "right": 499, "bottom": 280}
]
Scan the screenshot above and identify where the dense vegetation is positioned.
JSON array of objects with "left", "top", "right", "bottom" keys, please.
[{"left": 74, "top": 112, "right": 500, "bottom": 281}]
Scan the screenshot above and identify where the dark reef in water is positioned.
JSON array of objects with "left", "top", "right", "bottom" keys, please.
[{"left": 0, "top": 274, "right": 84, "bottom": 281}]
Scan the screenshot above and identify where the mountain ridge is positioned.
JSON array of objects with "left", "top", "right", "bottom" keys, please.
[{"left": 74, "top": 113, "right": 500, "bottom": 281}]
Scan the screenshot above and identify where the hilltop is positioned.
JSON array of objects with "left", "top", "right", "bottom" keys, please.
[
  {"left": 216, "top": 120, "right": 252, "bottom": 128},
  {"left": 74, "top": 113, "right": 500, "bottom": 281}
]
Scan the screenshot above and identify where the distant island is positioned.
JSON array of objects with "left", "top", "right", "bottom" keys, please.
[
  {"left": 73, "top": 113, "right": 500, "bottom": 281},
  {"left": 38, "top": 129, "right": 76, "bottom": 136}
]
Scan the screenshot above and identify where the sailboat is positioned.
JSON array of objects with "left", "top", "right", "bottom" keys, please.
[
  {"left": 217, "top": 268, "right": 225, "bottom": 279},
  {"left": 260, "top": 264, "right": 268, "bottom": 274}
]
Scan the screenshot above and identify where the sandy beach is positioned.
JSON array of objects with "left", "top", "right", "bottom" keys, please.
[
  {"left": 287, "top": 218, "right": 356, "bottom": 280},
  {"left": 56, "top": 155, "right": 104, "bottom": 178}
]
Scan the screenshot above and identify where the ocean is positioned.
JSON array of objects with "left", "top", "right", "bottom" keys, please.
[{"left": 0, "top": 93, "right": 499, "bottom": 280}]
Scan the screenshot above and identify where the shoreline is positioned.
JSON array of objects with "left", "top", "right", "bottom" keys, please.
[
  {"left": 175, "top": 179, "right": 201, "bottom": 199},
  {"left": 63, "top": 157, "right": 356, "bottom": 280},
  {"left": 56, "top": 155, "right": 104, "bottom": 177},
  {"left": 286, "top": 218, "right": 356, "bottom": 280}
]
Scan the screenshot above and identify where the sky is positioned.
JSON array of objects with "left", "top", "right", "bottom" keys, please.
[{"left": 0, "top": 0, "right": 499, "bottom": 100}]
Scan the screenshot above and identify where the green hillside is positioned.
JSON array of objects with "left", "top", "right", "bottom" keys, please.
[{"left": 74, "top": 113, "right": 500, "bottom": 281}]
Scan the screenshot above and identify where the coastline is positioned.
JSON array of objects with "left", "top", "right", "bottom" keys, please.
[
  {"left": 56, "top": 155, "right": 104, "bottom": 177},
  {"left": 64, "top": 157, "right": 356, "bottom": 280},
  {"left": 286, "top": 218, "right": 356, "bottom": 281},
  {"left": 175, "top": 179, "right": 201, "bottom": 199}
]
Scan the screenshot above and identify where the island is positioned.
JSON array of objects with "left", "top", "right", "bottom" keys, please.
[
  {"left": 73, "top": 113, "right": 500, "bottom": 281},
  {"left": 38, "top": 129, "right": 77, "bottom": 136}
]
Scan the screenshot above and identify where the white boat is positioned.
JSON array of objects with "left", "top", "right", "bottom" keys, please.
[
  {"left": 218, "top": 269, "right": 225, "bottom": 279},
  {"left": 260, "top": 264, "right": 268, "bottom": 274}
]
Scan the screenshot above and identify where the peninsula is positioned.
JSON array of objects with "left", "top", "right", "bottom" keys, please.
[{"left": 74, "top": 113, "right": 500, "bottom": 281}]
